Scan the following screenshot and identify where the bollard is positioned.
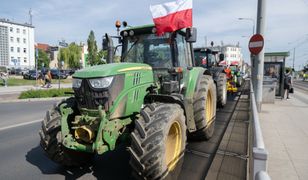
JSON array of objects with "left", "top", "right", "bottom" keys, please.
[{"left": 255, "top": 171, "right": 271, "bottom": 180}]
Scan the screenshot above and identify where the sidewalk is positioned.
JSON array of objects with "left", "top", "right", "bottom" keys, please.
[
  {"left": 0, "top": 83, "right": 72, "bottom": 101},
  {"left": 259, "top": 90, "right": 308, "bottom": 180}
]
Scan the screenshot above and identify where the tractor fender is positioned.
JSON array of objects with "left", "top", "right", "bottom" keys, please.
[
  {"left": 146, "top": 94, "right": 197, "bottom": 132},
  {"left": 182, "top": 67, "right": 214, "bottom": 132},
  {"left": 209, "top": 67, "right": 225, "bottom": 83}
]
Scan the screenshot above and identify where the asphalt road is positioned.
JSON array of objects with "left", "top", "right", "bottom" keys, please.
[
  {"left": 0, "top": 93, "right": 241, "bottom": 180},
  {"left": 0, "top": 100, "right": 133, "bottom": 180},
  {"left": 293, "top": 80, "right": 308, "bottom": 93}
]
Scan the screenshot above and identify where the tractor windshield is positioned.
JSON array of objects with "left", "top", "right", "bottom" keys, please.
[
  {"left": 194, "top": 51, "right": 215, "bottom": 68},
  {"left": 122, "top": 33, "right": 173, "bottom": 68}
]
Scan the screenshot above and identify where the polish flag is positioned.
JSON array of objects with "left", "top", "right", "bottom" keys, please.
[{"left": 150, "top": 0, "right": 192, "bottom": 36}]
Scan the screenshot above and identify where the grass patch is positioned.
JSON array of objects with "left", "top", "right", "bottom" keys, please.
[
  {"left": 0, "top": 77, "right": 72, "bottom": 86},
  {"left": 19, "top": 88, "right": 74, "bottom": 99}
]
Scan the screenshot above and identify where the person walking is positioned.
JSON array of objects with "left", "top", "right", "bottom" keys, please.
[
  {"left": 45, "top": 70, "right": 52, "bottom": 88},
  {"left": 0, "top": 71, "right": 8, "bottom": 87},
  {"left": 284, "top": 69, "right": 293, "bottom": 99}
]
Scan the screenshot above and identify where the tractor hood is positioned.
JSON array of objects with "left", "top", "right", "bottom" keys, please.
[{"left": 73, "top": 63, "right": 152, "bottom": 78}]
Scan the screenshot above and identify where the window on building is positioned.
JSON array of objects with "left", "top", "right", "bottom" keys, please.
[
  {"left": 17, "top": 57, "right": 21, "bottom": 62},
  {"left": 23, "top": 48, "right": 26, "bottom": 53},
  {"left": 10, "top": 27, "right": 13, "bottom": 32},
  {"left": 10, "top": 37, "right": 13, "bottom": 42},
  {"left": 17, "top": 28, "right": 20, "bottom": 33},
  {"left": 10, "top": 47, "right": 14, "bottom": 52},
  {"left": 23, "top": 38, "right": 26, "bottom": 43},
  {"left": 17, "top": 47, "right": 20, "bottom": 53},
  {"left": 24, "top": 57, "right": 27, "bottom": 63},
  {"left": 17, "top": 38, "right": 20, "bottom": 43},
  {"left": 23, "top": 29, "right": 26, "bottom": 34},
  {"left": 11, "top": 57, "right": 14, "bottom": 61}
]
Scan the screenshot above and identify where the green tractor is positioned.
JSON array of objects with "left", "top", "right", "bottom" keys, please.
[
  {"left": 39, "top": 25, "right": 217, "bottom": 179},
  {"left": 194, "top": 47, "right": 227, "bottom": 107}
]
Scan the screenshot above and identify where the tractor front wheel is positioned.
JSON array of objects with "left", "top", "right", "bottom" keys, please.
[
  {"left": 129, "top": 103, "right": 186, "bottom": 180},
  {"left": 39, "top": 98, "right": 93, "bottom": 166}
]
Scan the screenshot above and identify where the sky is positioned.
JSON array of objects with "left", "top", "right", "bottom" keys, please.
[{"left": 1, "top": 0, "right": 308, "bottom": 69}]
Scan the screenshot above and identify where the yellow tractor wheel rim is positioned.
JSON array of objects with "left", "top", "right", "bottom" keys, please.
[
  {"left": 165, "top": 121, "right": 182, "bottom": 171},
  {"left": 205, "top": 90, "right": 213, "bottom": 124}
]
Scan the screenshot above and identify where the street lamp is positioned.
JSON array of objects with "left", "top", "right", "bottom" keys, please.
[
  {"left": 288, "top": 35, "right": 308, "bottom": 71},
  {"left": 238, "top": 18, "right": 255, "bottom": 35}
]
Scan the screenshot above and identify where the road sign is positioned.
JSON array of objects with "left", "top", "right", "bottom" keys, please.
[
  {"left": 59, "top": 41, "right": 68, "bottom": 47},
  {"left": 249, "top": 34, "right": 264, "bottom": 55}
]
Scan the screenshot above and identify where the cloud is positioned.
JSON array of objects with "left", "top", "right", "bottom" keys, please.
[{"left": 1, "top": 0, "right": 308, "bottom": 68}]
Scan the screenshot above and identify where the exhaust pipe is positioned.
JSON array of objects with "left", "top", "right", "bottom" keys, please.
[{"left": 74, "top": 125, "right": 94, "bottom": 143}]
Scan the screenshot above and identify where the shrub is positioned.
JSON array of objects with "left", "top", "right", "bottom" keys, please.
[{"left": 19, "top": 88, "right": 74, "bottom": 99}]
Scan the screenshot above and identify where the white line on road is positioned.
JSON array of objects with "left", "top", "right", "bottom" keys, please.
[{"left": 0, "top": 119, "right": 42, "bottom": 132}]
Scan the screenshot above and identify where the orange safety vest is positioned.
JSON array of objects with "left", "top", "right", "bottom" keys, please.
[{"left": 224, "top": 68, "right": 232, "bottom": 79}]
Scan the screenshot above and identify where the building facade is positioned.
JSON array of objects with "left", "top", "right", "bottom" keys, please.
[
  {"left": 0, "top": 19, "right": 35, "bottom": 69},
  {"left": 221, "top": 45, "right": 243, "bottom": 66}
]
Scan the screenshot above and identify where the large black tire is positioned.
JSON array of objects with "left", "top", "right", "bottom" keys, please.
[
  {"left": 191, "top": 75, "right": 217, "bottom": 140},
  {"left": 39, "top": 98, "right": 93, "bottom": 166},
  {"left": 129, "top": 103, "right": 186, "bottom": 180},
  {"left": 236, "top": 76, "right": 243, "bottom": 87},
  {"left": 216, "top": 73, "right": 227, "bottom": 108}
]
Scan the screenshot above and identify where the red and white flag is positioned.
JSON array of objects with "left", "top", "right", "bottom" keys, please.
[{"left": 150, "top": 0, "right": 192, "bottom": 35}]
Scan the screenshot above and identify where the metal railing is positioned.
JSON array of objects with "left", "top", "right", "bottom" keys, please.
[{"left": 250, "top": 80, "right": 271, "bottom": 180}]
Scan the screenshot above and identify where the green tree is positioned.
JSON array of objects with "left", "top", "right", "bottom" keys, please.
[
  {"left": 68, "top": 43, "right": 82, "bottom": 68},
  {"left": 87, "top": 30, "right": 98, "bottom": 66},
  {"left": 38, "top": 49, "right": 50, "bottom": 69},
  {"left": 58, "top": 48, "right": 69, "bottom": 68},
  {"left": 97, "top": 49, "right": 107, "bottom": 64},
  {"left": 58, "top": 43, "right": 82, "bottom": 69}
]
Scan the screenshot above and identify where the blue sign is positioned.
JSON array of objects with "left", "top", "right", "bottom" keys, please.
[{"left": 36, "top": 48, "right": 39, "bottom": 57}]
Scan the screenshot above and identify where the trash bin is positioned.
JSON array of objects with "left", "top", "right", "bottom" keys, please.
[{"left": 262, "top": 77, "right": 277, "bottom": 103}]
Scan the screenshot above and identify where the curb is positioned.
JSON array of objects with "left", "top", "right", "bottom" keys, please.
[{"left": 0, "top": 96, "right": 67, "bottom": 103}]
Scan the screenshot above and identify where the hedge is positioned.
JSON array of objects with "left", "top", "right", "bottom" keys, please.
[{"left": 19, "top": 88, "right": 74, "bottom": 99}]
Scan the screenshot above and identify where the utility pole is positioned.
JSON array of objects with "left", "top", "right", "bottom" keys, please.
[
  {"left": 292, "top": 48, "right": 295, "bottom": 71},
  {"left": 29, "top": 9, "right": 32, "bottom": 25},
  {"left": 255, "top": 0, "right": 267, "bottom": 112}
]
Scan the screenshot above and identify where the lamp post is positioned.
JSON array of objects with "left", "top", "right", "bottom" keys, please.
[
  {"left": 238, "top": 18, "right": 257, "bottom": 88},
  {"left": 238, "top": 18, "right": 255, "bottom": 35},
  {"left": 288, "top": 34, "right": 308, "bottom": 71}
]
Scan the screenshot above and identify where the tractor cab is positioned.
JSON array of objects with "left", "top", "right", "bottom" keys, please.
[
  {"left": 194, "top": 48, "right": 224, "bottom": 69},
  {"left": 119, "top": 25, "right": 196, "bottom": 94}
]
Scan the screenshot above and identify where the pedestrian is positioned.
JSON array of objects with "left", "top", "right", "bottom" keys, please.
[
  {"left": 45, "top": 70, "right": 52, "bottom": 88},
  {"left": 0, "top": 71, "right": 8, "bottom": 87},
  {"left": 37, "top": 72, "right": 45, "bottom": 87},
  {"left": 284, "top": 69, "right": 293, "bottom": 99}
]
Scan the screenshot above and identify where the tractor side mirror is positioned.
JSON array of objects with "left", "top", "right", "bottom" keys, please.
[
  {"left": 219, "top": 54, "right": 225, "bottom": 62},
  {"left": 185, "top": 27, "right": 197, "bottom": 43},
  {"left": 103, "top": 33, "right": 114, "bottom": 63},
  {"left": 102, "top": 38, "right": 108, "bottom": 50}
]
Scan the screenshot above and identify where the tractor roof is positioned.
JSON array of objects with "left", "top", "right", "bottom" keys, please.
[
  {"left": 194, "top": 47, "right": 219, "bottom": 54},
  {"left": 121, "top": 24, "right": 155, "bottom": 36}
]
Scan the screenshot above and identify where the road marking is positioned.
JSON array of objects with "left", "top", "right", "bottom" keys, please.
[{"left": 0, "top": 119, "right": 42, "bottom": 131}]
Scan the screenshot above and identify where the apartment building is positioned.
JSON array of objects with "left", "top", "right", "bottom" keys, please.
[{"left": 0, "top": 18, "right": 35, "bottom": 69}]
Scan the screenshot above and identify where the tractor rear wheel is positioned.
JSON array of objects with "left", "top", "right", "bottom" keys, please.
[
  {"left": 217, "top": 73, "right": 227, "bottom": 108},
  {"left": 129, "top": 103, "right": 186, "bottom": 180},
  {"left": 39, "top": 98, "right": 93, "bottom": 166},
  {"left": 191, "top": 75, "right": 217, "bottom": 140}
]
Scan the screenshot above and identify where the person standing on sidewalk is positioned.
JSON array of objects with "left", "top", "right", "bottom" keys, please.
[{"left": 284, "top": 69, "right": 293, "bottom": 99}]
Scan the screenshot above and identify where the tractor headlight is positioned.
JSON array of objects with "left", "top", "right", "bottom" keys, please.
[
  {"left": 72, "top": 78, "right": 82, "bottom": 88},
  {"left": 89, "top": 77, "right": 114, "bottom": 89}
]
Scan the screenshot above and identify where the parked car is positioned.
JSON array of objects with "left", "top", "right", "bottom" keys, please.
[
  {"left": 50, "top": 69, "right": 68, "bottom": 79},
  {"left": 23, "top": 70, "right": 40, "bottom": 80}
]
